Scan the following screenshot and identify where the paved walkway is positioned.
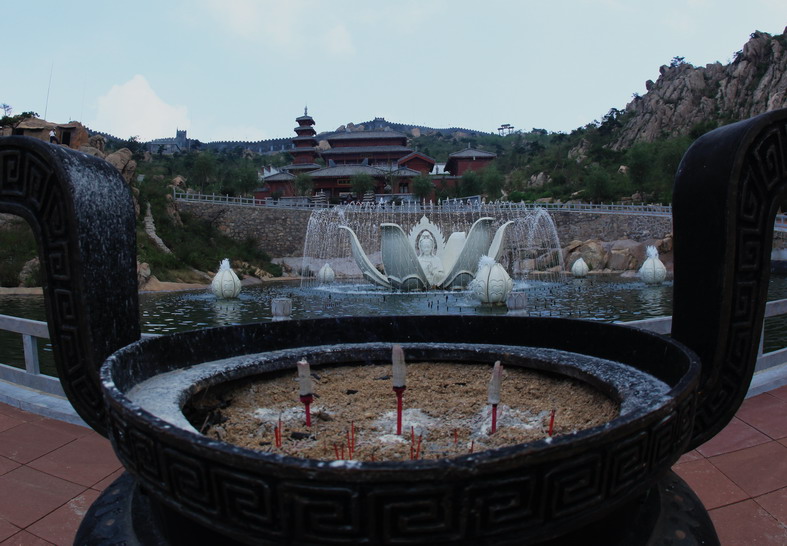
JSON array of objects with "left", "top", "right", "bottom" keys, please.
[{"left": 0, "top": 388, "right": 785, "bottom": 545}]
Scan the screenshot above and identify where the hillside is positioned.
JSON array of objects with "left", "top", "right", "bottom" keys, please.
[{"left": 612, "top": 28, "right": 787, "bottom": 149}]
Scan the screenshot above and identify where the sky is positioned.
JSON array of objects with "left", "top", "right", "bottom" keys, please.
[{"left": 3, "top": 1, "right": 786, "bottom": 143}]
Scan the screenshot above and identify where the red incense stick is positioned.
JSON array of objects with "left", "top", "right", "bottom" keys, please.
[
  {"left": 548, "top": 408, "right": 556, "bottom": 437},
  {"left": 300, "top": 395, "right": 313, "bottom": 427},
  {"left": 392, "top": 345, "right": 407, "bottom": 435},
  {"left": 394, "top": 387, "right": 406, "bottom": 435},
  {"left": 488, "top": 361, "right": 503, "bottom": 435}
]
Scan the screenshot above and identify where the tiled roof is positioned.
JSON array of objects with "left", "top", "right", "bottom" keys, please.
[
  {"left": 264, "top": 172, "right": 295, "bottom": 181},
  {"left": 398, "top": 151, "right": 436, "bottom": 165},
  {"left": 281, "top": 163, "right": 321, "bottom": 171},
  {"left": 308, "top": 165, "right": 386, "bottom": 178},
  {"left": 321, "top": 145, "right": 412, "bottom": 155},
  {"left": 390, "top": 167, "right": 421, "bottom": 177},
  {"left": 447, "top": 148, "right": 497, "bottom": 159}
]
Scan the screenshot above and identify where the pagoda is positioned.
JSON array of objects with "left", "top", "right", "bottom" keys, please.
[{"left": 286, "top": 107, "right": 320, "bottom": 173}]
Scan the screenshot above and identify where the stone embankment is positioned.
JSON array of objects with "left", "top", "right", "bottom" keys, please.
[{"left": 178, "top": 202, "right": 675, "bottom": 275}]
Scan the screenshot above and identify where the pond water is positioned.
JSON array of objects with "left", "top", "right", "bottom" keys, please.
[{"left": 3, "top": 274, "right": 787, "bottom": 377}]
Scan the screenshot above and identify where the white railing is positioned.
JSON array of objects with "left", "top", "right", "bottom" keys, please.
[
  {"left": 0, "top": 313, "right": 62, "bottom": 395},
  {"left": 172, "top": 190, "right": 787, "bottom": 229},
  {"left": 0, "top": 314, "right": 157, "bottom": 397},
  {"left": 3, "top": 301, "right": 787, "bottom": 399},
  {"left": 173, "top": 190, "right": 327, "bottom": 210},
  {"left": 173, "top": 189, "right": 674, "bottom": 215}
]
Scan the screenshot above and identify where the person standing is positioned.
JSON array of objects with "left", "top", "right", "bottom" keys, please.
[{"left": 49, "top": 129, "right": 58, "bottom": 144}]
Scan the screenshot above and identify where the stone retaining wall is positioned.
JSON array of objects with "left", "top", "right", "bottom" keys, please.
[
  {"left": 177, "top": 202, "right": 312, "bottom": 257},
  {"left": 177, "top": 203, "right": 676, "bottom": 259},
  {"left": 550, "top": 211, "right": 673, "bottom": 244}
]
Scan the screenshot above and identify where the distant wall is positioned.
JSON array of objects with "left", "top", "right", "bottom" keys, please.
[
  {"left": 177, "top": 202, "right": 675, "bottom": 259},
  {"left": 176, "top": 202, "right": 312, "bottom": 257},
  {"left": 550, "top": 211, "right": 672, "bottom": 244}
]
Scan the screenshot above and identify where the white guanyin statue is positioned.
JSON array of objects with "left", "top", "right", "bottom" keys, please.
[
  {"left": 416, "top": 231, "right": 445, "bottom": 286},
  {"left": 340, "top": 215, "right": 513, "bottom": 290}
]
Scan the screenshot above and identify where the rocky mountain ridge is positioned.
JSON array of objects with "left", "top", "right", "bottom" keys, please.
[{"left": 612, "top": 28, "right": 787, "bottom": 149}]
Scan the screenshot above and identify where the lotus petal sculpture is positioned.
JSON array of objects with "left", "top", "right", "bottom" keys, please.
[{"left": 340, "top": 215, "right": 513, "bottom": 290}]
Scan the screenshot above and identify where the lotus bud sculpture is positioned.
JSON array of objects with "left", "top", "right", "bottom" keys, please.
[
  {"left": 571, "top": 256, "right": 589, "bottom": 277},
  {"left": 210, "top": 258, "right": 242, "bottom": 299},
  {"left": 470, "top": 255, "right": 513, "bottom": 304},
  {"left": 317, "top": 262, "right": 335, "bottom": 283},
  {"left": 639, "top": 245, "right": 667, "bottom": 284},
  {"left": 340, "top": 215, "right": 513, "bottom": 290}
]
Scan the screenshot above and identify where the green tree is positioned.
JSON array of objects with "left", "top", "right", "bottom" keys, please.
[
  {"left": 124, "top": 136, "right": 146, "bottom": 161},
  {"left": 481, "top": 166, "right": 504, "bottom": 200},
  {"left": 350, "top": 173, "right": 375, "bottom": 198},
  {"left": 412, "top": 174, "right": 434, "bottom": 201},
  {"left": 294, "top": 173, "right": 314, "bottom": 196},
  {"left": 0, "top": 110, "right": 38, "bottom": 130},
  {"left": 192, "top": 151, "right": 217, "bottom": 193},
  {"left": 458, "top": 170, "right": 482, "bottom": 197},
  {"left": 585, "top": 165, "right": 613, "bottom": 202}
]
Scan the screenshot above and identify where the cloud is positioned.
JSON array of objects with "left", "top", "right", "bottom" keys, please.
[
  {"left": 199, "top": 0, "right": 309, "bottom": 48},
  {"left": 323, "top": 24, "right": 354, "bottom": 56},
  {"left": 91, "top": 75, "right": 189, "bottom": 141},
  {"left": 208, "top": 124, "right": 269, "bottom": 142}
]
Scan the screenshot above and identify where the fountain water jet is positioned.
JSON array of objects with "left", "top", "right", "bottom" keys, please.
[{"left": 300, "top": 201, "right": 564, "bottom": 290}]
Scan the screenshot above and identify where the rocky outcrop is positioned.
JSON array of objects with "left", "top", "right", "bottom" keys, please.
[
  {"left": 105, "top": 148, "right": 137, "bottom": 184},
  {"left": 528, "top": 172, "right": 551, "bottom": 188},
  {"left": 563, "top": 237, "right": 673, "bottom": 273},
  {"left": 612, "top": 29, "right": 787, "bottom": 149}
]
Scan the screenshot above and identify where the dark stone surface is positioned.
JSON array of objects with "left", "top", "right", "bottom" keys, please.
[{"left": 8, "top": 105, "right": 787, "bottom": 543}]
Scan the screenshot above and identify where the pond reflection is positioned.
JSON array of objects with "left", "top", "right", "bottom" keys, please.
[{"left": 4, "top": 274, "right": 787, "bottom": 377}]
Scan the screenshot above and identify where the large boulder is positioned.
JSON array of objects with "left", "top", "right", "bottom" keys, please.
[
  {"left": 565, "top": 240, "right": 606, "bottom": 271},
  {"left": 606, "top": 239, "right": 642, "bottom": 271},
  {"left": 105, "top": 148, "right": 137, "bottom": 184}
]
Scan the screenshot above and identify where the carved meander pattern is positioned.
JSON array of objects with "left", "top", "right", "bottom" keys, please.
[
  {"left": 0, "top": 143, "right": 106, "bottom": 431},
  {"left": 107, "top": 395, "right": 695, "bottom": 543},
  {"left": 692, "top": 119, "right": 787, "bottom": 441}
]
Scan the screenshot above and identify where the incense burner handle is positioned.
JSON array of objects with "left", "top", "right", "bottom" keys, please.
[
  {"left": 0, "top": 136, "right": 140, "bottom": 436},
  {"left": 672, "top": 108, "right": 787, "bottom": 449}
]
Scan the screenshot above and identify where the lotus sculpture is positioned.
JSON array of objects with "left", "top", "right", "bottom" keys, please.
[{"left": 340, "top": 215, "right": 513, "bottom": 290}]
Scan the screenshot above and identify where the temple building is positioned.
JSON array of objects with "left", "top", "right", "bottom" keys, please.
[{"left": 258, "top": 110, "right": 495, "bottom": 202}]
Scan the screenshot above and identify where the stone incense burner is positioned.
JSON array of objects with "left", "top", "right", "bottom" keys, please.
[{"left": 2, "top": 109, "right": 786, "bottom": 545}]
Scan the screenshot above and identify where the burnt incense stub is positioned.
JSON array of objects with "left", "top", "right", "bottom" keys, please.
[{"left": 5, "top": 109, "right": 787, "bottom": 544}]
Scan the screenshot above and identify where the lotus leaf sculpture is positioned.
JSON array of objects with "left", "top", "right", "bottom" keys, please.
[{"left": 340, "top": 215, "right": 513, "bottom": 290}]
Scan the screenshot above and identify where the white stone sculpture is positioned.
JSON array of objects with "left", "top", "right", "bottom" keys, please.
[
  {"left": 470, "top": 256, "right": 513, "bottom": 304},
  {"left": 571, "top": 257, "right": 589, "bottom": 278},
  {"left": 211, "top": 258, "right": 242, "bottom": 299},
  {"left": 317, "top": 263, "right": 335, "bottom": 283},
  {"left": 639, "top": 245, "right": 667, "bottom": 284},
  {"left": 340, "top": 215, "right": 513, "bottom": 290}
]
